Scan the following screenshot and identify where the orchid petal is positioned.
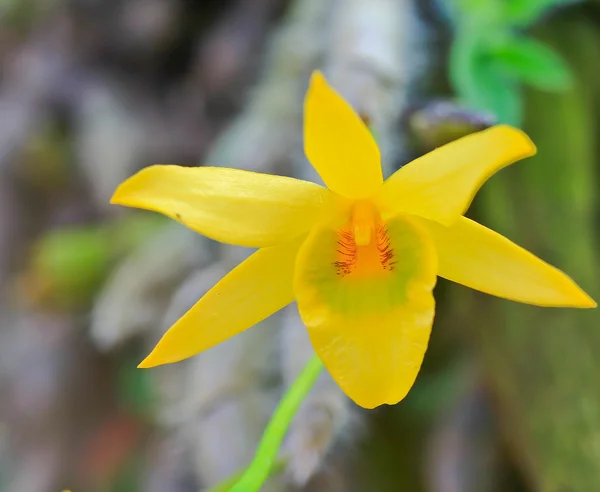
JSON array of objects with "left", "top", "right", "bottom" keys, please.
[
  {"left": 304, "top": 72, "right": 383, "bottom": 199},
  {"left": 378, "top": 126, "right": 536, "bottom": 224}
]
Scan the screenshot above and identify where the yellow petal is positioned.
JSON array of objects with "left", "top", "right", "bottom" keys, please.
[
  {"left": 304, "top": 71, "right": 383, "bottom": 199},
  {"left": 418, "top": 216, "right": 596, "bottom": 308},
  {"left": 112, "top": 165, "right": 341, "bottom": 248},
  {"left": 377, "top": 125, "right": 536, "bottom": 224},
  {"left": 139, "top": 237, "right": 304, "bottom": 368},
  {"left": 294, "top": 214, "right": 438, "bottom": 409}
]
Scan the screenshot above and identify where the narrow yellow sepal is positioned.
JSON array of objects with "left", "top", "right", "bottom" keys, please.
[
  {"left": 138, "top": 237, "right": 305, "bottom": 368},
  {"left": 418, "top": 216, "right": 596, "bottom": 308},
  {"left": 112, "top": 165, "right": 339, "bottom": 248},
  {"left": 304, "top": 71, "right": 383, "bottom": 199}
]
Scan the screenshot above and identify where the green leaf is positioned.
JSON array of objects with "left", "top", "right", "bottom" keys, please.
[
  {"left": 503, "top": 0, "right": 581, "bottom": 27},
  {"left": 454, "top": 0, "right": 501, "bottom": 20},
  {"left": 33, "top": 226, "right": 113, "bottom": 308},
  {"left": 491, "top": 37, "right": 573, "bottom": 92},
  {"left": 449, "top": 28, "right": 488, "bottom": 108},
  {"left": 450, "top": 29, "right": 523, "bottom": 125},
  {"left": 473, "top": 63, "right": 523, "bottom": 126}
]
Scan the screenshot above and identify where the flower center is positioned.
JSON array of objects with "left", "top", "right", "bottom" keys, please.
[
  {"left": 352, "top": 200, "right": 378, "bottom": 246},
  {"left": 334, "top": 201, "right": 396, "bottom": 278}
]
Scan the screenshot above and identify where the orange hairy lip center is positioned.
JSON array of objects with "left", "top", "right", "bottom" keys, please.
[{"left": 334, "top": 201, "right": 396, "bottom": 278}]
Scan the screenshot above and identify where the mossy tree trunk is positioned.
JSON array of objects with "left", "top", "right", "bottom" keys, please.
[{"left": 461, "top": 12, "right": 600, "bottom": 492}]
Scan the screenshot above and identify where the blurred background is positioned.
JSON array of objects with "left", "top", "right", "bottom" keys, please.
[{"left": 1, "top": 0, "right": 599, "bottom": 491}]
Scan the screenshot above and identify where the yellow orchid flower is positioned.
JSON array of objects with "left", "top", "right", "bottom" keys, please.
[{"left": 111, "top": 72, "right": 595, "bottom": 409}]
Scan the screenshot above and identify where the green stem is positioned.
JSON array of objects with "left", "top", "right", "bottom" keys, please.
[
  {"left": 224, "top": 353, "right": 324, "bottom": 492},
  {"left": 208, "top": 458, "right": 287, "bottom": 492}
]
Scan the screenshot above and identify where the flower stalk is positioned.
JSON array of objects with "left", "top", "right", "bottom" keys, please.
[{"left": 223, "top": 353, "right": 324, "bottom": 492}]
